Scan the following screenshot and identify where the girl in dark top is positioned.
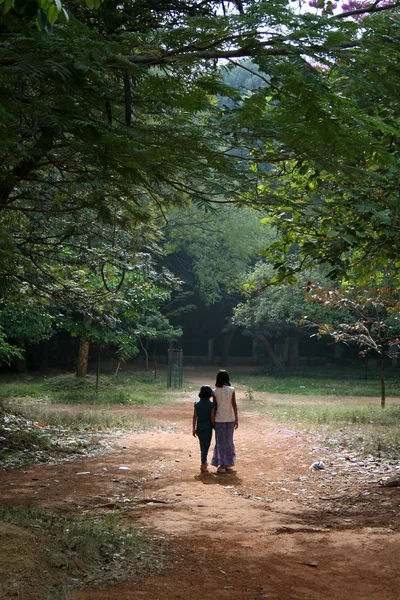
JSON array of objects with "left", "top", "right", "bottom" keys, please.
[{"left": 192, "top": 385, "right": 215, "bottom": 473}]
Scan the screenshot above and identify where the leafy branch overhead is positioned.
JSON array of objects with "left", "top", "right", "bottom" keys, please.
[{"left": 2, "top": 0, "right": 400, "bottom": 366}]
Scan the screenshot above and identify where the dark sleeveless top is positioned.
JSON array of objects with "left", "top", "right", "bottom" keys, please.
[{"left": 194, "top": 398, "right": 214, "bottom": 431}]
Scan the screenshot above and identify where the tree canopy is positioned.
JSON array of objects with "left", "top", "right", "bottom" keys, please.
[{"left": 2, "top": 0, "right": 400, "bottom": 365}]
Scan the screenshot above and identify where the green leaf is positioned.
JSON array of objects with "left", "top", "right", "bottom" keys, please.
[
  {"left": 342, "top": 233, "right": 357, "bottom": 245},
  {"left": 3, "top": 0, "right": 13, "bottom": 14},
  {"left": 326, "top": 229, "right": 337, "bottom": 238},
  {"left": 47, "top": 3, "right": 59, "bottom": 24},
  {"left": 36, "top": 6, "right": 52, "bottom": 31}
]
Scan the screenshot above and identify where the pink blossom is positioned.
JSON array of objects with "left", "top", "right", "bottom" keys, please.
[
  {"left": 341, "top": 0, "right": 395, "bottom": 19},
  {"left": 309, "top": 61, "right": 330, "bottom": 71}
]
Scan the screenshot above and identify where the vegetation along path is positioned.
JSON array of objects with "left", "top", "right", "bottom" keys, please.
[{"left": 1, "top": 370, "right": 400, "bottom": 599}]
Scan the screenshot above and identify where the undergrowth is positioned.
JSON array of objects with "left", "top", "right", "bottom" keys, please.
[{"left": 0, "top": 506, "right": 164, "bottom": 598}]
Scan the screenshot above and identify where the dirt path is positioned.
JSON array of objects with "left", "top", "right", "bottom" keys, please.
[{"left": 1, "top": 371, "right": 400, "bottom": 599}]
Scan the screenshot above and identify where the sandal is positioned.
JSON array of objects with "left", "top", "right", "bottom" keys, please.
[{"left": 217, "top": 468, "right": 226, "bottom": 474}]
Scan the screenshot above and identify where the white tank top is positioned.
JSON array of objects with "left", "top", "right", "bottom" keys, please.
[{"left": 214, "top": 385, "right": 235, "bottom": 422}]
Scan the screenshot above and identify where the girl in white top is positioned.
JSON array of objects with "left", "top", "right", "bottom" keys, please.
[{"left": 211, "top": 370, "right": 238, "bottom": 474}]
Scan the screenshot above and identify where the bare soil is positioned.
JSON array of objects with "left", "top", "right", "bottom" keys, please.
[{"left": 1, "top": 368, "right": 400, "bottom": 599}]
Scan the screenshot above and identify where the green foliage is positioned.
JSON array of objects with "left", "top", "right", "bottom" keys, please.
[
  {"left": 2, "top": 0, "right": 400, "bottom": 339},
  {"left": 0, "top": 2, "right": 250, "bottom": 313},
  {"left": 164, "top": 204, "right": 273, "bottom": 304},
  {"left": 0, "top": 301, "right": 53, "bottom": 344},
  {"left": 305, "top": 284, "right": 400, "bottom": 356},
  {"left": 233, "top": 263, "right": 331, "bottom": 337},
  {"left": 249, "top": 9, "right": 400, "bottom": 284},
  {"left": 0, "top": 326, "right": 23, "bottom": 365}
]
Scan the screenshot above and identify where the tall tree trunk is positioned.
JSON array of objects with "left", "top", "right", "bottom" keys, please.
[
  {"left": 258, "top": 334, "right": 280, "bottom": 367},
  {"left": 287, "top": 328, "right": 299, "bottom": 369},
  {"left": 76, "top": 315, "right": 92, "bottom": 378},
  {"left": 380, "top": 351, "right": 386, "bottom": 408},
  {"left": 76, "top": 340, "right": 90, "bottom": 378}
]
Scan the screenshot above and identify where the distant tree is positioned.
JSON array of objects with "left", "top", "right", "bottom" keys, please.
[
  {"left": 164, "top": 204, "right": 273, "bottom": 304},
  {"left": 233, "top": 263, "right": 331, "bottom": 368},
  {"left": 55, "top": 258, "right": 180, "bottom": 378},
  {"left": 304, "top": 284, "right": 400, "bottom": 407},
  {"left": 163, "top": 203, "right": 275, "bottom": 361}
]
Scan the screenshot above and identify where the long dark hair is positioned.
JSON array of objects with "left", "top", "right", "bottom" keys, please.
[{"left": 215, "top": 370, "right": 230, "bottom": 388}]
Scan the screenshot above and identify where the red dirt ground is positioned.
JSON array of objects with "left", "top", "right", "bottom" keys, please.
[{"left": 1, "top": 367, "right": 400, "bottom": 599}]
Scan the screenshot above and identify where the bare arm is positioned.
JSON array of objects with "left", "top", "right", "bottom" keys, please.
[
  {"left": 192, "top": 408, "right": 197, "bottom": 437},
  {"left": 232, "top": 390, "right": 238, "bottom": 429}
]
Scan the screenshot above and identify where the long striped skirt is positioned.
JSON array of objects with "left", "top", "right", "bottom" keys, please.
[{"left": 211, "top": 422, "right": 236, "bottom": 468}]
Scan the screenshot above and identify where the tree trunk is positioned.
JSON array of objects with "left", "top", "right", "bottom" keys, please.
[
  {"left": 380, "top": 351, "right": 386, "bottom": 408},
  {"left": 76, "top": 340, "right": 90, "bottom": 378},
  {"left": 258, "top": 335, "right": 281, "bottom": 367},
  {"left": 287, "top": 328, "right": 299, "bottom": 369},
  {"left": 76, "top": 315, "right": 92, "bottom": 378},
  {"left": 220, "top": 331, "right": 234, "bottom": 367}
]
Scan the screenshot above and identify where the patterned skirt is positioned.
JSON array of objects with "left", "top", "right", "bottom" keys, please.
[{"left": 211, "top": 421, "right": 236, "bottom": 467}]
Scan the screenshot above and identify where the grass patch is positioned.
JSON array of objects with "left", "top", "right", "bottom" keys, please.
[
  {"left": 235, "top": 366, "right": 400, "bottom": 457},
  {"left": 250, "top": 401, "right": 400, "bottom": 425},
  {"left": 0, "top": 506, "right": 164, "bottom": 597},
  {"left": 246, "top": 392, "right": 400, "bottom": 457},
  {"left": 0, "top": 372, "right": 171, "bottom": 406},
  {"left": 0, "top": 371, "right": 180, "bottom": 465},
  {"left": 12, "top": 404, "right": 151, "bottom": 431},
  {"left": 235, "top": 367, "right": 400, "bottom": 397}
]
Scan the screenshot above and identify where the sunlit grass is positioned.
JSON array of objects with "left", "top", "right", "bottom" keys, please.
[
  {"left": 235, "top": 366, "right": 400, "bottom": 397},
  {"left": 243, "top": 389, "right": 400, "bottom": 457},
  {"left": 11, "top": 404, "right": 151, "bottom": 431},
  {"left": 0, "top": 372, "right": 172, "bottom": 406}
]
